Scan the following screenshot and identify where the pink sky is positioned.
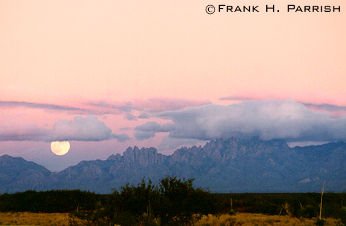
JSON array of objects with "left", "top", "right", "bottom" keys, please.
[{"left": 0, "top": 0, "right": 345, "bottom": 171}]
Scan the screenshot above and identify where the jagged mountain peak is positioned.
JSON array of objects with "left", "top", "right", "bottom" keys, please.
[
  {"left": 172, "top": 137, "right": 290, "bottom": 163},
  {"left": 0, "top": 137, "right": 345, "bottom": 193},
  {"left": 124, "top": 146, "right": 158, "bottom": 154},
  {"left": 122, "top": 146, "right": 166, "bottom": 166}
]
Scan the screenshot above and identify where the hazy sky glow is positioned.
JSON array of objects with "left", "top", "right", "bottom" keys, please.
[{"left": 1, "top": 0, "right": 345, "bottom": 171}]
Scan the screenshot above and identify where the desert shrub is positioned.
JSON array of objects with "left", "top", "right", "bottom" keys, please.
[
  {"left": 296, "top": 204, "right": 317, "bottom": 218},
  {"left": 158, "top": 177, "right": 211, "bottom": 225},
  {"left": 69, "top": 177, "right": 215, "bottom": 225},
  {"left": 316, "top": 218, "right": 326, "bottom": 226},
  {"left": 117, "top": 179, "right": 160, "bottom": 218}
]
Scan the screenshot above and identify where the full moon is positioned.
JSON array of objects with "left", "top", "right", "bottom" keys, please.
[{"left": 51, "top": 141, "right": 70, "bottom": 156}]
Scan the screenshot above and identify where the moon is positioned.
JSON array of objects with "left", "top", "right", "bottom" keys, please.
[{"left": 51, "top": 141, "right": 70, "bottom": 156}]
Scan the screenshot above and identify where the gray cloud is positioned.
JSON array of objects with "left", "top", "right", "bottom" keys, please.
[
  {"left": 50, "top": 116, "right": 114, "bottom": 141},
  {"left": 119, "top": 127, "right": 132, "bottom": 131},
  {"left": 134, "top": 121, "right": 174, "bottom": 140},
  {"left": 219, "top": 95, "right": 256, "bottom": 101},
  {"left": 87, "top": 98, "right": 210, "bottom": 115},
  {"left": 138, "top": 113, "right": 150, "bottom": 119},
  {"left": 0, "top": 100, "right": 117, "bottom": 115},
  {"left": 1, "top": 99, "right": 210, "bottom": 122},
  {"left": 112, "top": 133, "right": 131, "bottom": 142},
  {"left": 137, "top": 98, "right": 211, "bottom": 113},
  {"left": 118, "top": 102, "right": 134, "bottom": 113},
  {"left": 0, "top": 116, "right": 129, "bottom": 142},
  {"left": 2, "top": 98, "right": 210, "bottom": 116},
  {"left": 134, "top": 131, "right": 156, "bottom": 140},
  {"left": 135, "top": 121, "right": 174, "bottom": 132},
  {"left": 0, "top": 126, "right": 48, "bottom": 142},
  {"left": 157, "top": 136, "right": 205, "bottom": 153},
  {"left": 136, "top": 100, "right": 346, "bottom": 142},
  {"left": 125, "top": 113, "right": 137, "bottom": 121},
  {"left": 221, "top": 95, "right": 346, "bottom": 115},
  {"left": 87, "top": 101, "right": 133, "bottom": 113},
  {"left": 0, "top": 101, "right": 85, "bottom": 113},
  {"left": 302, "top": 103, "right": 346, "bottom": 112}
]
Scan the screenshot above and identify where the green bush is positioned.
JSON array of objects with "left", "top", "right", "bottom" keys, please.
[{"left": 70, "top": 177, "right": 215, "bottom": 225}]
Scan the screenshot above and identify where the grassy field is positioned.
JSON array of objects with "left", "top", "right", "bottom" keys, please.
[
  {"left": 0, "top": 212, "right": 343, "bottom": 226},
  {"left": 195, "top": 213, "right": 343, "bottom": 226},
  {"left": 0, "top": 212, "right": 85, "bottom": 226}
]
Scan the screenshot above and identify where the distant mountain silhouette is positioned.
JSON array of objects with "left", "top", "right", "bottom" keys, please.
[
  {"left": 1, "top": 137, "right": 345, "bottom": 193},
  {"left": 0, "top": 155, "right": 50, "bottom": 192}
]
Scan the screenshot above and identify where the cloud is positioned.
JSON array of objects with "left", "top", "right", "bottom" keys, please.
[
  {"left": 0, "top": 101, "right": 85, "bottom": 113},
  {"left": 135, "top": 100, "right": 346, "bottom": 142},
  {"left": 221, "top": 94, "right": 346, "bottom": 116},
  {"left": 302, "top": 103, "right": 346, "bottom": 116},
  {"left": 134, "top": 121, "right": 174, "bottom": 140},
  {"left": 50, "top": 116, "right": 114, "bottom": 141},
  {"left": 0, "top": 125, "right": 48, "bottom": 142},
  {"left": 134, "top": 131, "right": 156, "bottom": 140},
  {"left": 134, "top": 98, "right": 211, "bottom": 113},
  {"left": 220, "top": 92, "right": 346, "bottom": 104},
  {"left": 0, "top": 100, "right": 117, "bottom": 115},
  {"left": 157, "top": 136, "right": 205, "bottom": 152},
  {"left": 87, "top": 98, "right": 210, "bottom": 114},
  {"left": 221, "top": 93, "right": 346, "bottom": 114},
  {"left": 1, "top": 98, "right": 210, "bottom": 120},
  {"left": 135, "top": 121, "right": 174, "bottom": 132},
  {"left": 0, "top": 116, "right": 129, "bottom": 142},
  {"left": 138, "top": 113, "right": 150, "bottom": 119},
  {"left": 111, "top": 133, "right": 131, "bottom": 142},
  {"left": 125, "top": 113, "right": 137, "bottom": 121},
  {"left": 220, "top": 95, "right": 258, "bottom": 101},
  {"left": 87, "top": 101, "right": 133, "bottom": 113}
]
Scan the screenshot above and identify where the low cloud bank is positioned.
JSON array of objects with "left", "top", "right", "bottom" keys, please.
[
  {"left": 134, "top": 121, "right": 174, "bottom": 140},
  {"left": 135, "top": 99, "right": 346, "bottom": 142},
  {"left": 0, "top": 116, "right": 129, "bottom": 142}
]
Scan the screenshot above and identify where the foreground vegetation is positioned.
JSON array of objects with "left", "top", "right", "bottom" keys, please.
[
  {"left": 0, "top": 177, "right": 345, "bottom": 225},
  {"left": 0, "top": 212, "right": 343, "bottom": 226},
  {"left": 0, "top": 212, "right": 83, "bottom": 226}
]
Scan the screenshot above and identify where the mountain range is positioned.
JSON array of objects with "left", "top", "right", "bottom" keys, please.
[{"left": 1, "top": 137, "right": 345, "bottom": 193}]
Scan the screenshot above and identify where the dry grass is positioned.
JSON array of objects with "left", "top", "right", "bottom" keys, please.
[
  {"left": 195, "top": 213, "right": 343, "bottom": 226},
  {"left": 0, "top": 212, "right": 86, "bottom": 226},
  {"left": 0, "top": 212, "right": 343, "bottom": 226}
]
